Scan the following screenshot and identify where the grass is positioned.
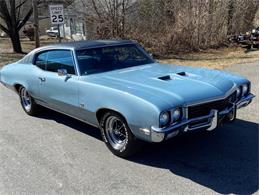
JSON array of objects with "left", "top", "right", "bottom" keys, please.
[
  {"left": 159, "top": 47, "right": 259, "bottom": 69},
  {"left": 0, "top": 37, "right": 259, "bottom": 69}
]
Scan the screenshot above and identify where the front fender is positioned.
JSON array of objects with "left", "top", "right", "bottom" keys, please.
[{"left": 78, "top": 82, "right": 161, "bottom": 141}]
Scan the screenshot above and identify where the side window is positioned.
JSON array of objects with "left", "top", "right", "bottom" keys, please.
[
  {"left": 46, "top": 50, "right": 76, "bottom": 75},
  {"left": 35, "top": 52, "right": 47, "bottom": 70}
]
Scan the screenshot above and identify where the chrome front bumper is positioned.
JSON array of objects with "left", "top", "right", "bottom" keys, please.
[{"left": 150, "top": 93, "right": 255, "bottom": 142}]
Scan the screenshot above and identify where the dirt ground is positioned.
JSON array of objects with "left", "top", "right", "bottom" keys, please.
[
  {"left": 0, "top": 38, "right": 259, "bottom": 69},
  {"left": 159, "top": 46, "right": 259, "bottom": 69}
]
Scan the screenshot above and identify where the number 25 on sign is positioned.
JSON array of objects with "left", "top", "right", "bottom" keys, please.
[{"left": 49, "top": 4, "right": 64, "bottom": 25}]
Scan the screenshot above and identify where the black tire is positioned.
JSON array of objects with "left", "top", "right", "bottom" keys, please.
[
  {"left": 99, "top": 111, "right": 142, "bottom": 158},
  {"left": 19, "top": 86, "right": 40, "bottom": 116}
]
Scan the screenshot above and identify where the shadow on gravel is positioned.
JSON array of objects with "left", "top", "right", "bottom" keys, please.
[
  {"left": 37, "top": 109, "right": 258, "bottom": 194},
  {"left": 130, "top": 119, "right": 259, "bottom": 194}
]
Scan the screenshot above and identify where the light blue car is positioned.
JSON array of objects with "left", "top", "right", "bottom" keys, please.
[{"left": 0, "top": 40, "right": 255, "bottom": 157}]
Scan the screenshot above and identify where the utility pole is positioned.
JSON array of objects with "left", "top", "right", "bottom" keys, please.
[{"left": 32, "top": 0, "right": 40, "bottom": 48}]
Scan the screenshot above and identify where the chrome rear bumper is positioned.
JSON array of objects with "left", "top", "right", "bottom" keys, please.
[{"left": 151, "top": 93, "right": 255, "bottom": 142}]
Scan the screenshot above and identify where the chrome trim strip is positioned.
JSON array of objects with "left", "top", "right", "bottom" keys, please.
[
  {"left": 206, "top": 110, "right": 218, "bottom": 131},
  {"left": 36, "top": 101, "right": 99, "bottom": 128},
  {"left": 152, "top": 112, "right": 215, "bottom": 133},
  {"left": 184, "top": 86, "right": 237, "bottom": 107},
  {"left": 151, "top": 130, "right": 165, "bottom": 142},
  {"left": 32, "top": 48, "right": 79, "bottom": 76},
  {"left": 219, "top": 104, "right": 235, "bottom": 114},
  {"left": 72, "top": 48, "right": 81, "bottom": 76},
  {"left": 236, "top": 93, "right": 255, "bottom": 109}
]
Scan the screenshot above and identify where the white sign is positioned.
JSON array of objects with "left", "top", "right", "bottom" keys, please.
[{"left": 49, "top": 4, "right": 64, "bottom": 25}]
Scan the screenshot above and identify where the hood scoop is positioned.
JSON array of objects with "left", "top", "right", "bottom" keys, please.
[
  {"left": 176, "top": 71, "right": 187, "bottom": 76},
  {"left": 158, "top": 72, "right": 188, "bottom": 81},
  {"left": 158, "top": 75, "right": 171, "bottom": 81}
]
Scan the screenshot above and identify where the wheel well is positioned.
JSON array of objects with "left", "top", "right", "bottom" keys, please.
[
  {"left": 14, "top": 84, "right": 23, "bottom": 93},
  {"left": 96, "top": 108, "right": 127, "bottom": 123}
]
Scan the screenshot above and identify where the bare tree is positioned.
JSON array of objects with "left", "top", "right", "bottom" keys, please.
[
  {"left": 2, "top": 0, "right": 257, "bottom": 54},
  {"left": 0, "top": 0, "right": 33, "bottom": 53},
  {"left": 128, "top": 0, "right": 258, "bottom": 55},
  {"left": 79, "top": 0, "right": 134, "bottom": 38}
]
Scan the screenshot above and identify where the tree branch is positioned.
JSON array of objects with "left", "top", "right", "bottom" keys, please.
[
  {"left": 0, "top": 0, "right": 12, "bottom": 30},
  {"left": 0, "top": 23, "right": 10, "bottom": 35},
  {"left": 91, "top": 0, "right": 102, "bottom": 19},
  {"left": 17, "top": 0, "right": 22, "bottom": 22},
  {"left": 17, "top": 7, "right": 32, "bottom": 31},
  {"left": 15, "top": 0, "right": 28, "bottom": 10}
]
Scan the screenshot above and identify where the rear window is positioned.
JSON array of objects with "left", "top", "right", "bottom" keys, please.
[{"left": 35, "top": 52, "right": 47, "bottom": 70}]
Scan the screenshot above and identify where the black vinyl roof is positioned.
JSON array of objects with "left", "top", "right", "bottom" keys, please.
[{"left": 47, "top": 40, "right": 136, "bottom": 50}]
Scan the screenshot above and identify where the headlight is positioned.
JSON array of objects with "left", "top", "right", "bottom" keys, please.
[
  {"left": 242, "top": 84, "right": 249, "bottom": 96},
  {"left": 236, "top": 87, "right": 241, "bottom": 98},
  {"left": 172, "top": 108, "right": 181, "bottom": 122},
  {"left": 159, "top": 111, "right": 170, "bottom": 127}
]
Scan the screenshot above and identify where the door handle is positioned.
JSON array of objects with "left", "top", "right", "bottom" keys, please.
[{"left": 38, "top": 77, "right": 46, "bottom": 82}]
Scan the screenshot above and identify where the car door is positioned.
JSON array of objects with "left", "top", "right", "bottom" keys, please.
[{"left": 38, "top": 49, "right": 80, "bottom": 116}]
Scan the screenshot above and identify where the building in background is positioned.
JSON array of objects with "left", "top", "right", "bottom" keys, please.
[
  {"left": 21, "top": 0, "right": 93, "bottom": 41},
  {"left": 60, "top": 0, "right": 95, "bottom": 40}
]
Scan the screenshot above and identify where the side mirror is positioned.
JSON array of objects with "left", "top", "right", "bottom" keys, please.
[
  {"left": 149, "top": 53, "right": 153, "bottom": 58},
  {"left": 57, "top": 68, "right": 68, "bottom": 76}
]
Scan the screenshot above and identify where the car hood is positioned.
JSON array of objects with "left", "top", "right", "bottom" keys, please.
[{"left": 82, "top": 63, "right": 243, "bottom": 109}]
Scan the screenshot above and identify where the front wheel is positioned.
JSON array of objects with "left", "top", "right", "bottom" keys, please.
[
  {"left": 100, "top": 111, "right": 142, "bottom": 158},
  {"left": 19, "top": 86, "right": 40, "bottom": 116}
]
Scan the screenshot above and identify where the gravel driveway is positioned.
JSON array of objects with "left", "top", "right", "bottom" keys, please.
[{"left": 0, "top": 62, "right": 258, "bottom": 195}]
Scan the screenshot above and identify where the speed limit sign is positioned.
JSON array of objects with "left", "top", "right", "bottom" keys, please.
[{"left": 49, "top": 4, "right": 64, "bottom": 25}]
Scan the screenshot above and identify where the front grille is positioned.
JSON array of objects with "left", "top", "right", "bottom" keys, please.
[{"left": 188, "top": 92, "right": 236, "bottom": 118}]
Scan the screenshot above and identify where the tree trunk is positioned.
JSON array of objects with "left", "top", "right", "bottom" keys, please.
[
  {"left": 207, "top": 0, "right": 214, "bottom": 46},
  {"left": 227, "top": 0, "right": 235, "bottom": 35},
  {"left": 10, "top": 30, "right": 22, "bottom": 53}
]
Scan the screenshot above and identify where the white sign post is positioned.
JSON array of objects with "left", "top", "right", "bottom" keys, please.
[{"left": 49, "top": 4, "right": 64, "bottom": 42}]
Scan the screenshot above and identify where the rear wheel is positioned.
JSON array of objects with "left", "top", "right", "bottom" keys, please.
[
  {"left": 19, "top": 86, "right": 40, "bottom": 116},
  {"left": 100, "top": 111, "right": 142, "bottom": 158}
]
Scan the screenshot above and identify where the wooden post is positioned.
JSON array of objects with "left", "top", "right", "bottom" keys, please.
[{"left": 32, "top": 0, "right": 40, "bottom": 48}]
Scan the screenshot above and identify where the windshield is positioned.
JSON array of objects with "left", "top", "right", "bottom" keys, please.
[{"left": 76, "top": 44, "right": 154, "bottom": 75}]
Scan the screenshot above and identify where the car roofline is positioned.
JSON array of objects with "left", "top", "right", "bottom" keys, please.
[{"left": 36, "top": 40, "right": 136, "bottom": 51}]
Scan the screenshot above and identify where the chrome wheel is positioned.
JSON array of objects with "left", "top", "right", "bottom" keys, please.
[
  {"left": 105, "top": 116, "right": 128, "bottom": 151},
  {"left": 20, "top": 88, "right": 31, "bottom": 112}
]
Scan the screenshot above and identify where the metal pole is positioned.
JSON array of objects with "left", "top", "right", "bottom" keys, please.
[
  {"left": 57, "top": 24, "right": 61, "bottom": 43},
  {"left": 32, "top": 0, "right": 40, "bottom": 47},
  {"left": 62, "top": 24, "right": 65, "bottom": 41}
]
